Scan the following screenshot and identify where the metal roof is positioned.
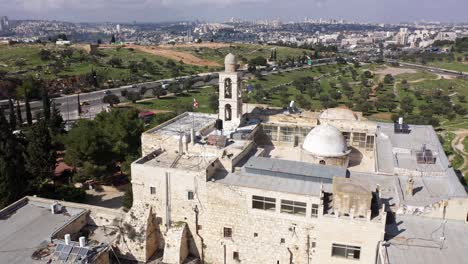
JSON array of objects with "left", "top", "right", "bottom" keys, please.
[
  {"left": 244, "top": 156, "right": 347, "bottom": 183},
  {"left": 214, "top": 156, "right": 347, "bottom": 195}
]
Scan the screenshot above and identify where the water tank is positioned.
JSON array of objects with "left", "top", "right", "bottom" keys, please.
[
  {"left": 64, "top": 234, "right": 71, "bottom": 245},
  {"left": 79, "top": 236, "right": 86, "bottom": 247}
]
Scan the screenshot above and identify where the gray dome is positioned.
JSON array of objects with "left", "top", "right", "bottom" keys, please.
[{"left": 303, "top": 124, "right": 349, "bottom": 157}]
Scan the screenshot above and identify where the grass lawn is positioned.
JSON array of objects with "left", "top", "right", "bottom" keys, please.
[
  {"left": 428, "top": 59, "right": 468, "bottom": 73},
  {"left": 394, "top": 71, "right": 438, "bottom": 81},
  {"left": 135, "top": 86, "right": 217, "bottom": 114}
]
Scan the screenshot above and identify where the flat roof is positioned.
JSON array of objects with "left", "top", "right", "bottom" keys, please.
[
  {"left": 147, "top": 112, "right": 217, "bottom": 137},
  {"left": 0, "top": 200, "right": 85, "bottom": 264},
  {"left": 376, "top": 123, "right": 450, "bottom": 174},
  {"left": 385, "top": 215, "right": 468, "bottom": 264}
]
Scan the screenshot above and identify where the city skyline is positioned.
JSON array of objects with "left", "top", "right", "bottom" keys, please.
[{"left": 2, "top": 0, "right": 468, "bottom": 24}]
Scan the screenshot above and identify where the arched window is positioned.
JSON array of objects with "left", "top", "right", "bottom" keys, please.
[
  {"left": 224, "top": 78, "right": 232, "bottom": 98},
  {"left": 225, "top": 104, "right": 232, "bottom": 121},
  {"left": 319, "top": 160, "right": 326, "bottom": 165}
]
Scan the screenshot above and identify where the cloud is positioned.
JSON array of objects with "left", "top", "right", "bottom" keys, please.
[{"left": 1, "top": 0, "right": 467, "bottom": 23}]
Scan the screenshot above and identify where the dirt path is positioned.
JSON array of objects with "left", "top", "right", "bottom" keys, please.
[
  {"left": 159, "top": 42, "right": 232, "bottom": 49},
  {"left": 126, "top": 45, "right": 221, "bottom": 67},
  {"left": 451, "top": 129, "right": 468, "bottom": 172}
]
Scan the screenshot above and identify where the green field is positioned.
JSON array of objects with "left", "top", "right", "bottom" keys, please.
[
  {"left": 427, "top": 53, "right": 468, "bottom": 73},
  {"left": 0, "top": 44, "right": 211, "bottom": 82}
]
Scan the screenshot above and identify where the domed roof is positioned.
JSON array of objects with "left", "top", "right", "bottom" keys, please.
[
  {"left": 224, "top": 53, "right": 237, "bottom": 65},
  {"left": 319, "top": 108, "right": 357, "bottom": 121},
  {"left": 302, "top": 124, "right": 349, "bottom": 157}
]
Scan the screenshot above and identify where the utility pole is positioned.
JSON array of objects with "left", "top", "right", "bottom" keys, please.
[{"left": 77, "top": 93, "right": 82, "bottom": 118}]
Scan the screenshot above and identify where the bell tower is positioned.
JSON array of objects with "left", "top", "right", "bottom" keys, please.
[{"left": 219, "top": 53, "right": 242, "bottom": 130}]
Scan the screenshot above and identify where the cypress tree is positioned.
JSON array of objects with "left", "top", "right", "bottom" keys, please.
[
  {"left": 42, "top": 88, "right": 51, "bottom": 121},
  {"left": 25, "top": 88, "right": 33, "bottom": 126},
  {"left": 77, "top": 93, "right": 82, "bottom": 116},
  {"left": 0, "top": 109, "right": 27, "bottom": 208},
  {"left": 8, "top": 98, "right": 16, "bottom": 130},
  {"left": 49, "top": 102, "right": 64, "bottom": 137},
  {"left": 16, "top": 100, "right": 23, "bottom": 126}
]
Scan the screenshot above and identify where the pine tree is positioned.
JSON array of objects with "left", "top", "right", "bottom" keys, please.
[
  {"left": 8, "top": 98, "right": 16, "bottom": 130},
  {"left": 16, "top": 100, "right": 23, "bottom": 126},
  {"left": 25, "top": 119, "right": 56, "bottom": 187},
  {"left": 25, "top": 89, "right": 33, "bottom": 126}
]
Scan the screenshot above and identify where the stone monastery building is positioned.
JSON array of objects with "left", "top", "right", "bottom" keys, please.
[{"left": 120, "top": 54, "right": 468, "bottom": 264}]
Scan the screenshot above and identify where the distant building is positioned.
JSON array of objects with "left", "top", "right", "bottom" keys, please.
[
  {"left": 396, "top": 28, "right": 409, "bottom": 46},
  {"left": 0, "top": 16, "right": 9, "bottom": 32},
  {"left": 56, "top": 39, "right": 71, "bottom": 45}
]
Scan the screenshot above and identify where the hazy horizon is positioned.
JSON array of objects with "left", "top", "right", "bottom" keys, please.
[{"left": 2, "top": 0, "right": 468, "bottom": 24}]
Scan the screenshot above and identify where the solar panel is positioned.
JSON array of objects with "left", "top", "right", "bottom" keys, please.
[
  {"left": 71, "top": 247, "right": 81, "bottom": 254},
  {"left": 78, "top": 247, "right": 89, "bottom": 256},
  {"left": 56, "top": 244, "right": 64, "bottom": 252},
  {"left": 415, "top": 149, "right": 435, "bottom": 164},
  {"left": 57, "top": 244, "right": 73, "bottom": 261}
]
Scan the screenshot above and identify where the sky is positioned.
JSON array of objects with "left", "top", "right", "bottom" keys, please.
[{"left": 2, "top": 0, "right": 468, "bottom": 23}]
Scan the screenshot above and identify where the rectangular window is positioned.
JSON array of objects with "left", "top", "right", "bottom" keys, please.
[
  {"left": 263, "top": 125, "right": 278, "bottom": 141},
  {"left": 311, "top": 204, "right": 319, "bottom": 218},
  {"left": 187, "top": 191, "right": 194, "bottom": 200},
  {"left": 280, "top": 126, "right": 295, "bottom": 142},
  {"left": 150, "top": 187, "right": 156, "bottom": 195},
  {"left": 352, "top": 133, "right": 366, "bottom": 148},
  {"left": 331, "top": 244, "right": 361, "bottom": 260},
  {"left": 252, "top": 195, "right": 276, "bottom": 211},
  {"left": 233, "top": 251, "right": 239, "bottom": 260},
  {"left": 280, "top": 200, "right": 306, "bottom": 216},
  {"left": 366, "top": 135, "right": 375, "bottom": 151},
  {"left": 223, "top": 227, "right": 232, "bottom": 238}
]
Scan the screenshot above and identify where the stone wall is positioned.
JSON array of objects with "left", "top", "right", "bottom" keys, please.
[
  {"left": 163, "top": 223, "right": 189, "bottom": 264},
  {"left": 130, "top": 155, "right": 386, "bottom": 264}
]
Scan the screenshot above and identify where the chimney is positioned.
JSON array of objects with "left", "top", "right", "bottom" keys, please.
[
  {"left": 191, "top": 128, "right": 196, "bottom": 145},
  {"left": 406, "top": 177, "right": 414, "bottom": 197},
  {"left": 64, "top": 234, "right": 71, "bottom": 245},
  {"left": 79, "top": 236, "right": 86, "bottom": 247}
]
